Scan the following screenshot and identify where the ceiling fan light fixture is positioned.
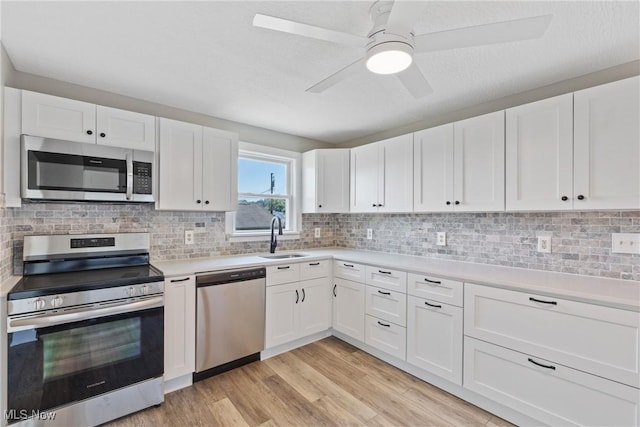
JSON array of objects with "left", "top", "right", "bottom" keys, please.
[{"left": 366, "top": 41, "right": 413, "bottom": 75}]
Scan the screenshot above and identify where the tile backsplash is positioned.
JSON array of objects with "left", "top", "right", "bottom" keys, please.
[{"left": 1, "top": 201, "right": 638, "bottom": 282}]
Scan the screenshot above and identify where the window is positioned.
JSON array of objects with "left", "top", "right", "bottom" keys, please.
[{"left": 227, "top": 143, "right": 300, "bottom": 239}]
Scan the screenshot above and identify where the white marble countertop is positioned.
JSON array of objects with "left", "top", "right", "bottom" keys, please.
[{"left": 152, "top": 248, "right": 640, "bottom": 311}]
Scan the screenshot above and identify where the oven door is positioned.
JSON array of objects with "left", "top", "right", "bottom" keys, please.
[{"left": 6, "top": 300, "right": 163, "bottom": 421}]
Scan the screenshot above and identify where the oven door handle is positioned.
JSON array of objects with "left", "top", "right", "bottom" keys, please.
[
  {"left": 8, "top": 296, "right": 163, "bottom": 332},
  {"left": 126, "top": 152, "right": 134, "bottom": 200}
]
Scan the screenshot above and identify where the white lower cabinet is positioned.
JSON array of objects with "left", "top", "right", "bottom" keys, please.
[
  {"left": 164, "top": 276, "right": 196, "bottom": 381},
  {"left": 332, "top": 277, "right": 365, "bottom": 341},
  {"left": 265, "top": 277, "right": 331, "bottom": 348},
  {"left": 464, "top": 337, "right": 640, "bottom": 427},
  {"left": 406, "top": 295, "right": 462, "bottom": 385},
  {"left": 364, "top": 315, "right": 406, "bottom": 360}
]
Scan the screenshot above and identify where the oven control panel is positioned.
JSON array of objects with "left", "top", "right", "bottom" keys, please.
[{"left": 7, "top": 281, "right": 165, "bottom": 316}]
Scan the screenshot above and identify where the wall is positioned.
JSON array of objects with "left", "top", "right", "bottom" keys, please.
[
  {"left": 8, "top": 202, "right": 335, "bottom": 275},
  {"left": 340, "top": 60, "right": 640, "bottom": 148},
  {"left": 334, "top": 211, "right": 640, "bottom": 281}
]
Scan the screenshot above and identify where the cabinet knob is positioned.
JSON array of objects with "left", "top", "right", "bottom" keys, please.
[
  {"left": 577, "top": 195, "right": 585, "bottom": 201},
  {"left": 454, "top": 201, "right": 460, "bottom": 205},
  {"left": 99, "top": 132, "right": 106, "bottom": 138},
  {"left": 86, "top": 130, "right": 93, "bottom": 135},
  {"left": 205, "top": 200, "right": 210, "bottom": 205},
  {"left": 196, "top": 200, "right": 202, "bottom": 204},
  {"left": 446, "top": 201, "right": 451, "bottom": 205},
  {"left": 318, "top": 204, "right": 322, "bottom": 208},
  {"left": 372, "top": 204, "right": 377, "bottom": 207},
  {"left": 377, "top": 204, "right": 383, "bottom": 207},
  {"left": 561, "top": 196, "right": 569, "bottom": 201}
]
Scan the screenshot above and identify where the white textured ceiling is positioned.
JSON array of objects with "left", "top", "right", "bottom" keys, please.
[{"left": 2, "top": 1, "right": 639, "bottom": 144}]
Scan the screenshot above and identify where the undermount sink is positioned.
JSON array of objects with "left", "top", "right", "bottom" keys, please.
[{"left": 259, "top": 253, "right": 307, "bottom": 259}]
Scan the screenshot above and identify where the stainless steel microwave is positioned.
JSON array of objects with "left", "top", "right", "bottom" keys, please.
[{"left": 21, "top": 135, "right": 154, "bottom": 202}]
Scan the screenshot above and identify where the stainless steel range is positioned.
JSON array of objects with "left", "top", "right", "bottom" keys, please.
[{"left": 6, "top": 233, "right": 164, "bottom": 427}]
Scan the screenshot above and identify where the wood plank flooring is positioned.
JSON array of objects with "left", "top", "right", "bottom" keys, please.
[{"left": 106, "top": 337, "right": 514, "bottom": 426}]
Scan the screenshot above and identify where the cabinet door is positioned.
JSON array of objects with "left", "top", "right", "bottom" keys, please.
[
  {"left": 413, "top": 124, "right": 454, "bottom": 212},
  {"left": 201, "top": 127, "right": 238, "bottom": 211},
  {"left": 350, "top": 143, "right": 380, "bottom": 213},
  {"left": 317, "top": 149, "right": 350, "bottom": 213},
  {"left": 22, "top": 90, "right": 96, "bottom": 144},
  {"left": 407, "top": 295, "right": 462, "bottom": 385},
  {"left": 454, "top": 111, "right": 505, "bottom": 212},
  {"left": 164, "top": 276, "right": 196, "bottom": 380},
  {"left": 464, "top": 337, "right": 640, "bottom": 427},
  {"left": 158, "top": 118, "right": 203, "bottom": 210},
  {"left": 364, "top": 315, "right": 406, "bottom": 360},
  {"left": 574, "top": 76, "right": 640, "bottom": 210},
  {"left": 265, "top": 282, "right": 299, "bottom": 348},
  {"left": 506, "top": 94, "right": 573, "bottom": 211},
  {"left": 379, "top": 134, "right": 414, "bottom": 212},
  {"left": 299, "top": 277, "right": 331, "bottom": 337},
  {"left": 332, "top": 278, "right": 365, "bottom": 341},
  {"left": 96, "top": 105, "right": 156, "bottom": 151}
]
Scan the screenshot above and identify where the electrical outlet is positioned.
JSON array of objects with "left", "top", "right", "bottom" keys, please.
[
  {"left": 537, "top": 236, "right": 551, "bottom": 253},
  {"left": 367, "top": 229, "right": 373, "bottom": 240},
  {"left": 437, "top": 232, "right": 447, "bottom": 246},
  {"left": 314, "top": 227, "right": 321, "bottom": 238},
  {"left": 185, "top": 230, "right": 194, "bottom": 245},
  {"left": 612, "top": 233, "right": 640, "bottom": 254}
]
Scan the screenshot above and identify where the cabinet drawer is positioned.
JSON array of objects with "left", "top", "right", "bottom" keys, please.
[
  {"left": 299, "top": 259, "right": 329, "bottom": 281},
  {"left": 465, "top": 283, "right": 640, "bottom": 388},
  {"left": 464, "top": 337, "right": 640, "bottom": 427},
  {"left": 365, "top": 315, "right": 406, "bottom": 360},
  {"left": 333, "top": 260, "right": 366, "bottom": 282},
  {"left": 365, "top": 266, "right": 407, "bottom": 293},
  {"left": 407, "top": 273, "right": 463, "bottom": 307},
  {"left": 266, "top": 263, "right": 300, "bottom": 286},
  {"left": 407, "top": 295, "right": 462, "bottom": 385},
  {"left": 365, "top": 285, "right": 407, "bottom": 327}
]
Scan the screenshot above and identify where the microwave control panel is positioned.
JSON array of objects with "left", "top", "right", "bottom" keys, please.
[{"left": 133, "top": 162, "right": 152, "bottom": 194}]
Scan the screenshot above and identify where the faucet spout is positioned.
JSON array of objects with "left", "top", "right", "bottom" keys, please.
[{"left": 270, "top": 216, "right": 283, "bottom": 254}]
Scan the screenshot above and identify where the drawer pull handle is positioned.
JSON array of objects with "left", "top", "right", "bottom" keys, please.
[
  {"left": 343, "top": 263, "right": 354, "bottom": 268},
  {"left": 277, "top": 266, "right": 290, "bottom": 270},
  {"left": 309, "top": 262, "right": 320, "bottom": 266},
  {"left": 171, "top": 277, "right": 190, "bottom": 283},
  {"left": 377, "top": 290, "right": 391, "bottom": 295},
  {"left": 528, "top": 358, "right": 556, "bottom": 370},
  {"left": 295, "top": 290, "right": 299, "bottom": 304},
  {"left": 377, "top": 321, "right": 391, "bottom": 327},
  {"left": 333, "top": 284, "right": 337, "bottom": 297},
  {"left": 378, "top": 270, "right": 392, "bottom": 275},
  {"left": 424, "top": 301, "right": 442, "bottom": 308},
  {"left": 529, "top": 297, "right": 557, "bottom": 305},
  {"left": 424, "top": 278, "right": 441, "bottom": 284}
]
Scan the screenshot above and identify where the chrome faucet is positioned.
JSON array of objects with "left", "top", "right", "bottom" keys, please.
[{"left": 270, "top": 216, "right": 283, "bottom": 253}]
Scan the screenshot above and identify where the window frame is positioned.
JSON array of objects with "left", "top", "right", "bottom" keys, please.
[{"left": 226, "top": 142, "right": 301, "bottom": 242}]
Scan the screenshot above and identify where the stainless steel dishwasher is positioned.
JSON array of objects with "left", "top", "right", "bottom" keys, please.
[{"left": 194, "top": 267, "right": 266, "bottom": 381}]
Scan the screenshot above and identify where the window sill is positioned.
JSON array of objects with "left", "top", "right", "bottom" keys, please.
[{"left": 227, "top": 232, "right": 301, "bottom": 243}]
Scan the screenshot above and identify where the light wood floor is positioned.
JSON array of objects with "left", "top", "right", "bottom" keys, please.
[{"left": 107, "top": 337, "right": 514, "bottom": 426}]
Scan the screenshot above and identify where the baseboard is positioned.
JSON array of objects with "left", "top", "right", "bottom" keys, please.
[
  {"left": 260, "top": 330, "right": 332, "bottom": 360},
  {"left": 163, "top": 374, "right": 192, "bottom": 394}
]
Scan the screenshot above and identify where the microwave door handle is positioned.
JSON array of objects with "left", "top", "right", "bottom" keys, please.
[{"left": 126, "top": 152, "right": 133, "bottom": 200}]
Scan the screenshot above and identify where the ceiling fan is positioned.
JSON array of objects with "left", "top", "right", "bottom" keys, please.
[{"left": 253, "top": 1, "right": 553, "bottom": 98}]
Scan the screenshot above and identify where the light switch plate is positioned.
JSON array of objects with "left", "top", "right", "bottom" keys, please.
[
  {"left": 314, "top": 227, "right": 321, "bottom": 238},
  {"left": 612, "top": 233, "right": 640, "bottom": 254},
  {"left": 537, "top": 236, "right": 551, "bottom": 253}
]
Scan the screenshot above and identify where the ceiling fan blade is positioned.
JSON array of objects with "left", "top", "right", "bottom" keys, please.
[
  {"left": 385, "top": 0, "right": 428, "bottom": 36},
  {"left": 306, "top": 58, "right": 366, "bottom": 93},
  {"left": 414, "top": 14, "right": 553, "bottom": 53},
  {"left": 253, "top": 14, "right": 367, "bottom": 48},
  {"left": 396, "top": 63, "right": 433, "bottom": 99}
]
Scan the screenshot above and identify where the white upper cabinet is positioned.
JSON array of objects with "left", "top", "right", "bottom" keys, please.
[
  {"left": 351, "top": 134, "right": 413, "bottom": 213},
  {"left": 157, "top": 118, "right": 238, "bottom": 211},
  {"left": 506, "top": 94, "right": 574, "bottom": 211},
  {"left": 302, "top": 149, "right": 350, "bottom": 213},
  {"left": 414, "top": 111, "right": 505, "bottom": 212},
  {"left": 22, "top": 90, "right": 96, "bottom": 144},
  {"left": 22, "top": 90, "right": 156, "bottom": 151},
  {"left": 573, "top": 76, "right": 640, "bottom": 210},
  {"left": 95, "top": 105, "right": 156, "bottom": 151}
]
